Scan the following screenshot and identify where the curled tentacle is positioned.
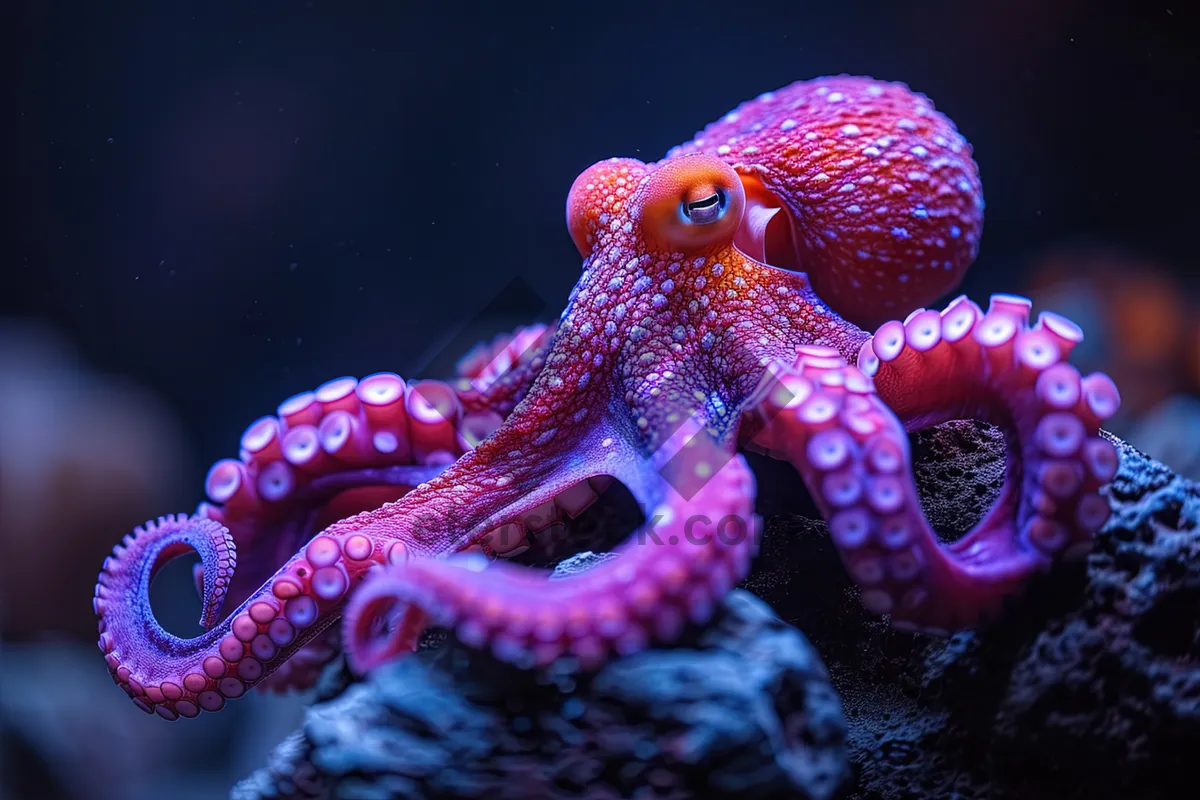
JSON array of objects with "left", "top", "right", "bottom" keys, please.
[
  {"left": 96, "top": 514, "right": 235, "bottom": 638},
  {"left": 746, "top": 294, "right": 1120, "bottom": 634},
  {"left": 96, "top": 348, "right": 611, "bottom": 716},
  {"left": 185, "top": 373, "right": 477, "bottom": 692},
  {"left": 343, "top": 451, "right": 758, "bottom": 674},
  {"left": 194, "top": 374, "right": 495, "bottom": 619},
  {"left": 94, "top": 512, "right": 408, "bottom": 718}
]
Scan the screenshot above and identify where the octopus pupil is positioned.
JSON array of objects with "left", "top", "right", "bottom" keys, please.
[{"left": 684, "top": 190, "right": 725, "bottom": 224}]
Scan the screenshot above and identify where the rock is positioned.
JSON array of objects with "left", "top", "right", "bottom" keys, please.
[
  {"left": 745, "top": 420, "right": 1200, "bottom": 799},
  {"left": 232, "top": 587, "right": 849, "bottom": 800}
]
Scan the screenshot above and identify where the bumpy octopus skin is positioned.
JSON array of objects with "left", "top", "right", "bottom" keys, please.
[{"left": 94, "top": 76, "right": 1121, "bottom": 719}]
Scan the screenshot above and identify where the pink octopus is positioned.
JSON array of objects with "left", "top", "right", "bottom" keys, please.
[{"left": 94, "top": 76, "right": 1121, "bottom": 720}]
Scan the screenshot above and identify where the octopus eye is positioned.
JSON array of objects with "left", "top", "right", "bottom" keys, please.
[
  {"left": 640, "top": 155, "right": 745, "bottom": 253},
  {"left": 681, "top": 189, "right": 727, "bottom": 226}
]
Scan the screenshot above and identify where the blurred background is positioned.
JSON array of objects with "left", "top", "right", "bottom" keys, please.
[{"left": 3, "top": 0, "right": 1198, "bottom": 797}]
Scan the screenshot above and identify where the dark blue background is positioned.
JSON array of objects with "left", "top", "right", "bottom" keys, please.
[{"left": 8, "top": 0, "right": 1198, "bottom": 468}]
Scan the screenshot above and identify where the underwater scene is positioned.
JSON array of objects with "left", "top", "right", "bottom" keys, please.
[{"left": 4, "top": 1, "right": 1199, "bottom": 798}]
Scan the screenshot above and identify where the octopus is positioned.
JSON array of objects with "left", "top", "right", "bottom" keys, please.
[{"left": 94, "top": 76, "right": 1121, "bottom": 720}]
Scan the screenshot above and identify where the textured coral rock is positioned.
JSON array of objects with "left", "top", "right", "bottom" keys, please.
[
  {"left": 747, "top": 421, "right": 1200, "bottom": 799},
  {"left": 232, "top": 587, "right": 849, "bottom": 800}
]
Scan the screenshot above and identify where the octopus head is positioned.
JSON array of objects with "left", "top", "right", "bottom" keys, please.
[
  {"left": 565, "top": 153, "right": 791, "bottom": 280},
  {"left": 562, "top": 154, "right": 827, "bottom": 444}
]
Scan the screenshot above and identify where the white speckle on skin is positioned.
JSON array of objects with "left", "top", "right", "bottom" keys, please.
[
  {"left": 724, "top": 111, "right": 740, "bottom": 123},
  {"left": 862, "top": 146, "right": 882, "bottom": 157},
  {"left": 907, "top": 171, "right": 929, "bottom": 182},
  {"left": 780, "top": 118, "right": 797, "bottom": 130},
  {"left": 950, "top": 225, "right": 962, "bottom": 238},
  {"left": 827, "top": 92, "right": 845, "bottom": 103},
  {"left": 651, "top": 293, "right": 667, "bottom": 309},
  {"left": 711, "top": 263, "right": 724, "bottom": 276},
  {"left": 910, "top": 145, "right": 929, "bottom": 158},
  {"left": 839, "top": 183, "right": 856, "bottom": 193},
  {"left": 840, "top": 123, "right": 862, "bottom": 137},
  {"left": 717, "top": 144, "right": 731, "bottom": 155},
  {"left": 892, "top": 227, "right": 910, "bottom": 239},
  {"left": 896, "top": 118, "right": 917, "bottom": 131},
  {"left": 804, "top": 131, "right": 819, "bottom": 141},
  {"left": 848, "top": 204, "right": 862, "bottom": 214},
  {"left": 813, "top": 172, "right": 830, "bottom": 182},
  {"left": 743, "top": 145, "right": 759, "bottom": 155}
]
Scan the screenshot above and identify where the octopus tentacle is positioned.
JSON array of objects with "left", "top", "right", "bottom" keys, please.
[
  {"left": 195, "top": 374, "right": 496, "bottom": 613},
  {"left": 344, "top": 450, "right": 758, "bottom": 674},
  {"left": 748, "top": 294, "right": 1120, "bottom": 633},
  {"left": 98, "top": 360, "right": 540, "bottom": 706},
  {"left": 254, "top": 627, "right": 341, "bottom": 694},
  {"left": 94, "top": 511, "right": 416, "bottom": 718},
  {"left": 455, "top": 322, "right": 556, "bottom": 417},
  {"left": 96, "top": 348, "right": 620, "bottom": 714}
]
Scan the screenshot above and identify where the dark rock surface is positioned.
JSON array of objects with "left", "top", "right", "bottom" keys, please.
[
  {"left": 236, "top": 420, "right": 1198, "bottom": 799},
  {"left": 232, "top": 588, "right": 849, "bottom": 800},
  {"left": 746, "top": 420, "right": 1200, "bottom": 799}
]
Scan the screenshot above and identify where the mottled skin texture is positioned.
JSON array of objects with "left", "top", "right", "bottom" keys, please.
[
  {"left": 668, "top": 78, "right": 983, "bottom": 328},
  {"left": 94, "top": 76, "right": 1120, "bottom": 721}
]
